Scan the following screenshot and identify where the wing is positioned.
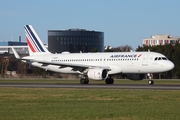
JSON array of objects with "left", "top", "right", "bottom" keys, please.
[{"left": 24, "top": 59, "right": 111, "bottom": 72}]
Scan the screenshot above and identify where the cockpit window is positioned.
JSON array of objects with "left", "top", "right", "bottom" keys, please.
[
  {"left": 154, "top": 57, "right": 167, "bottom": 60},
  {"left": 162, "top": 57, "right": 167, "bottom": 60},
  {"left": 158, "top": 57, "right": 161, "bottom": 60}
]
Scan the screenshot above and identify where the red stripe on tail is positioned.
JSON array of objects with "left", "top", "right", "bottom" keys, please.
[{"left": 26, "top": 37, "right": 36, "bottom": 52}]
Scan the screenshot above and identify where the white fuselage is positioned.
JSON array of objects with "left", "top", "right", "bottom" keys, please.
[{"left": 24, "top": 51, "right": 174, "bottom": 75}]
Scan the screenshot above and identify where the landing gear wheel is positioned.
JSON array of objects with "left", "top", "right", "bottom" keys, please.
[
  {"left": 80, "top": 78, "right": 89, "bottom": 84},
  {"left": 85, "top": 78, "right": 89, "bottom": 84},
  {"left": 147, "top": 73, "right": 154, "bottom": 85},
  {"left": 80, "top": 78, "right": 85, "bottom": 84},
  {"left": 105, "top": 78, "right": 114, "bottom": 84},
  {"left": 148, "top": 80, "right": 154, "bottom": 85}
]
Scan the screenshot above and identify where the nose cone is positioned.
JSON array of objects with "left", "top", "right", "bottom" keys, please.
[{"left": 167, "top": 61, "right": 175, "bottom": 71}]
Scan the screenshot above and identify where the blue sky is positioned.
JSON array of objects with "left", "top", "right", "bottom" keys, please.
[{"left": 0, "top": 0, "right": 180, "bottom": 50}]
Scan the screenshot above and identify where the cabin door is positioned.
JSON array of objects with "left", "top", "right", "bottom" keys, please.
[{"left": 142, "top": 54, "right": 149, "bottom": 66}]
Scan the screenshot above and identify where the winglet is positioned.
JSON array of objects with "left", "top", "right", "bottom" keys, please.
[{"left": 11, "top": 47, "right": 21, "bottom": 59}]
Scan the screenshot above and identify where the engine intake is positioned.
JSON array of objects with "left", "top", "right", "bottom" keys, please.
[{"left": 87, "top": 68, "right": 108, "bottom": 80}]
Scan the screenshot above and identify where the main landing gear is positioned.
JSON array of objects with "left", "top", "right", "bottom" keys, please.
[
  {"left": 80, "top": 77, "right": 89, "bottom": 84},
  {"left": 80, "top": 76, "right": 114, "bottom": 84},
  {"left": 147, "top": 73, "right": 154, "bottom": 85},
  {"left": 105, "top": 76, "right": 114, "bottom": 84}
]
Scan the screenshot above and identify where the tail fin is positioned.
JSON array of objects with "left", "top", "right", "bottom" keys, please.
[{"left": 24, "top": 25, "right": 50, "bottom": 56}]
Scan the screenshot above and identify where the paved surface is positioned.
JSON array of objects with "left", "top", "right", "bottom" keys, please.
[{"left": 0, "top": 83, "right": 180, "bottom": 90}]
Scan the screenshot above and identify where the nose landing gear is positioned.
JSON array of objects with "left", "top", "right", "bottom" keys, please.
[{"left": 147, "top": 73, "right": 154, "bottom": 85}]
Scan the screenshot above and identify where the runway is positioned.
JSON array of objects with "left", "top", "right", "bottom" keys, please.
[{"left": 0, "top": 83, "right": 180, "bottom": 90}]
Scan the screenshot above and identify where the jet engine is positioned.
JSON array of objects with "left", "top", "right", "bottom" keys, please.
[
  {"left": 87, "top": 68, "right": 108, "bottom": 80},
  {"left": 126, "top": 74, "right": 145, "bottom": 80}
]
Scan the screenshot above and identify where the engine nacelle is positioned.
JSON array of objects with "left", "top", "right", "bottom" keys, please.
[
  {"left": 126, "top": 74, "right": 145, "bottom": 80},
  {"left": 87, "top": 68, "right": 108, "bottom": 80}
]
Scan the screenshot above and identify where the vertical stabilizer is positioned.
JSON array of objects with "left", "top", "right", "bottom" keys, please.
[{"left": 24, "top": 25, "right": 50, "bottom": 56}]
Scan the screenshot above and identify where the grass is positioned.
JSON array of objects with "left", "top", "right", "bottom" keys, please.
[
  {"left": 0, "top": 87, "right": 180, "bottom": 120},
  {"left": 0, "top": 79, "right": 180, "bottom": 119}
]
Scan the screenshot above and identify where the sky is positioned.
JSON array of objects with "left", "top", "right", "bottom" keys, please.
[{"left": 0, "top": 0, "right": 180, "bottom": 50}]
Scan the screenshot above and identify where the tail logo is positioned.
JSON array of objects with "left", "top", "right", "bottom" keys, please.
[{"left": 24, "top": 25, "right": 45, "bottom": 53}]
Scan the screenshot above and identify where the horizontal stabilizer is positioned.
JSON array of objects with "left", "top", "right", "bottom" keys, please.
[{"left": 11, "top": 47, "right": 21, "bottom": 59}]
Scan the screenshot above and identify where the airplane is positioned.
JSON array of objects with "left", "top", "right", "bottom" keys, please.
[{"left": 12, "top": 25, "right": 174, "bottom": 85}]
